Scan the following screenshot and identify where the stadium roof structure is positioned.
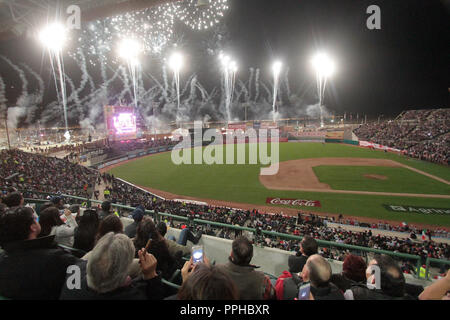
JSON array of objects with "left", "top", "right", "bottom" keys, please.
[{"left": 0, "top": 0, "right": 181, "bottom": 41}]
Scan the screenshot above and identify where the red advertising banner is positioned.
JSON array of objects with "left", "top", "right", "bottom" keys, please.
[
  {"left": 266, "top": 197, "right": 321, "bottom": 207},
  {"left": 228, "top": 123, "right": 247, "bottom": 130},
  {"left": 359, "top": 141, "right": 401, "bottom": 153},
  {"left": 290, "top": 131, "right": 326, "bottom": 137}
]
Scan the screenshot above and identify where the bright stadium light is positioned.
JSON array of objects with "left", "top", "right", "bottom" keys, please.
[
  {"left": 311, "top": 52, "right": 336, "bottom": 78},
  {"left": 229, "top": 60, "right": 238, "bottom": 73},
  {"left": 118, "top": 38, "right": 141, "bottom": 64},
  {"left": 272, "top": 60, "right": 283, "bottom": 77},
  {"left": 311, "top": 52, "right": 336, "bottom": 128},
  {"left": 169, "top": 52, "right": 183, "bottom": 72},
  {"left": 39, "top": 22, "right": 68, "bottom": 52}
]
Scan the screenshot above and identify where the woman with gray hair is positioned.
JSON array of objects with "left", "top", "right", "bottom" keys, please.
[{"left": 60, "top": 232, "right": 165, "bottom": 300}]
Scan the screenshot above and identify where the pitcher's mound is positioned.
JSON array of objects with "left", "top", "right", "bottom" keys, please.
[{"left": 364, "top": 174, "right": 388, "bottom": 180}]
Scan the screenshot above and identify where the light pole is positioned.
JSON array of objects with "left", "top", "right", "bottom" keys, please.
[
  {"left": 169, "top": 51, "right": 183, "bottom": 127},
  {"left": 272, "top": 61, "right": 282, "bottom": 121},
  {"left": 311, "top": 52, "right": 336, "bottom": 127}
]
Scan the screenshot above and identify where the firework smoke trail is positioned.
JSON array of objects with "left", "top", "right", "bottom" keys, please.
[
  {"left": 254, "top": 68, "right": 260, "bottom": 102},
  {"left": 1, "top": 56, "right": 30, "bottom": 129},
  {"left": 20, "top": 63, "right": 44, "bottom": 104},
  {"left": 55, "top": 53, "right": 69, "bottom": 139},
  {"left": 284, "top": 67, "right": 291, "bottom": 99},
  {"left": 248, "top": 68, "right": 254, "bottom": 101},
  {"left": 74, "top": 50, "right": 96, "bottom": 94},
  {"left": 126, "top": 60, "right": 139, "bottom": 109},
  {"left": 99, "top": 54, "right": 108, "bottom": 84},
  {"left": 222, "top": 60, "right": 236, "bottom": 123},
  {"left": 118, "top": 65, "right": 132, "bottom": 103},
  {"left": 162, "top": 65, "right": 169, "bottom": 101},
  {"left": 0, "top": 77, "right": 6, "bottom": 113}
]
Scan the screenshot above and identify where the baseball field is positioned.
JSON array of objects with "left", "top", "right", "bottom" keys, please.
[{"left": 106, "top": 143, "right": 450, "bottom": 227}]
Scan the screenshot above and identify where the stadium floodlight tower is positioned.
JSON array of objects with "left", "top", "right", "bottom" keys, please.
[
  {"left": 39, "top": 22, "right": 70, "bottom": 141},
  {"left": 311, "top": 52, "right": 336, "bottom": 128},
  {"left": 118, "top": 38, "right": 142, "bottom": 110},
  {"left": 169, "top": 51, "right": 184, "bottom": 127},
  {"left": 272, "top": 60, "right": 283, "bottom": 122}
]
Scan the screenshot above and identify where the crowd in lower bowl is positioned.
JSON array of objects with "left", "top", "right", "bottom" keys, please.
[
  {"left": 353, "top": 108, "right": 450, "bottom": 165},
  {"left": 1, "top": 190, "right": 449, "bottom": 300}
]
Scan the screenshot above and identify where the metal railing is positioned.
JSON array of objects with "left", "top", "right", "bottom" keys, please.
[{"left": 21, "top": 193, "right": 450, "bottom": 281}]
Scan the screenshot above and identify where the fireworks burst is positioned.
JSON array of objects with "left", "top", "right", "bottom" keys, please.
[
  {"left": 70, "top": 3, "right": 176, "bottom": 65},
  {"left": 176, "top": 0, "right": 229, "bottom": 31}
]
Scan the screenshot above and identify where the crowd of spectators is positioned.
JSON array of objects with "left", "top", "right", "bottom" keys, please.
[
  {"left": 353, "top": 108, "right": 450, "bottom": 164},
  {"left": 0, "top": 149, "right": 98, "bottom": 198},
  {"left": 100, "top": 177, "right": 450, "bottom": 264},
  {"left": 1, "top": 192, "right": 449, "bottom": 300}
]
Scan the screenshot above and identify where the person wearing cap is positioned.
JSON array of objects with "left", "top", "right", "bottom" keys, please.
[{"left": 125, "top": 207, "right": 144, "bottom": 239}]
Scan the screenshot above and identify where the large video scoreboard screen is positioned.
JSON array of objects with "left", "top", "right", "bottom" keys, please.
[{"left": 104, "top": 105, "right": 137, "bottom": 141}]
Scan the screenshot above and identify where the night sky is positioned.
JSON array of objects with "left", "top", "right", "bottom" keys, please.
[{"left": 0, "top": 0, "right": 448, "bottom": 120}]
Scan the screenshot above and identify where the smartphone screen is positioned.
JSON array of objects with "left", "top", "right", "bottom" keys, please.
[
  {"left": 192, "top": 246, "right": 204, "bottom": 264},
  {"left": 298, "top": 283, "right": 311, "bottom": 300}
]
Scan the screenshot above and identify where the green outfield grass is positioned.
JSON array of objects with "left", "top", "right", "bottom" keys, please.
[
  {"left": 312, "top": 165, "right": 450, "bottom": 195},
  {"left": 108, "top": 143, "right": 450, "bottom": 226}
]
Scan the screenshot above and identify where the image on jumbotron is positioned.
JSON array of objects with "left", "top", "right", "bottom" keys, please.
[{"left": 0, "top": 0, "right": 449, "bottom": 308}]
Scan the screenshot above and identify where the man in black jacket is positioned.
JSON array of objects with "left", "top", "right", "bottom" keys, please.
[
  {"left": 0, "top": 206, "right": 78, "bottom": 299},
  {"left": 124, "top": 206, "right": 144, "bottom": 238},
  {"left": 98, "top": 201, "right": 112, "bottom": 220},
  {"left": 288, "top": 236, "right": 318, "bottom": 274}
]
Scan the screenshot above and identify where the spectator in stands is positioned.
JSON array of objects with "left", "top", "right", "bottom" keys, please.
[
  {"left": 156, "top": 221, "right": 191, "bottom": 258},
  {"left": 288, "top": 236, "right": 318, "bottom": 274},
  {"left": 39, "top": 207, "right": 78, "bottom": 247},
  {"left": 176, "top": 259, "right": 239, "bottom": 300},
  {"left": 0, "top": 203, "right": 6, "bottom": 217},
  {"left": 177, "top": 226, "right": 203, "bottom": 246},
  {"left": 301, "top": 254, "right": 345, "bottom": 300},
  {"left": 37, "top": 201, "right": 55, "bottom": 215},
  {"left": 217, "top": 236, "right": 275, "bottom": 300},
  {"left": 0, "top": 206, "right": 78, "bottom": 299},
  {"left": 345, "top": 254, "right": 414, "bottom": 300},
  {"left": 2, "top": 191, "right": 24, "bottom": 208},
  {"left": 50, "top": 196, "right": 65, "bottom": 210},
  {"left": 330, "top": 254, "right": 367, "bottom": 292},
  {"left": 70, "top": 204, "right": 81, "bottom": 223},
  {"left": 98, "top": 200, "right": 112, "bottom": 220},
  {"left": 60, "top": 232, "right": 165, "bottom": 300},
  {"left": 134, "top": 217, "right": 177, "bottom": 279},
  {"left": 419, "top": 270, "right": 450, "bottom": 300},
  {"left": 124, "top": 206, "right": 144, "bottom": 238},
  {"left": 73, "top": 209, "right": 99, "bottom": 252},
  {"left": 95, "top": 214, "right": 123, "bottom": 242}
]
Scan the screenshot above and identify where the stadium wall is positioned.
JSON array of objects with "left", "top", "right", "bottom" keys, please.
[{"left": 166, "top": 227, "right": 431, "bottom": 287}]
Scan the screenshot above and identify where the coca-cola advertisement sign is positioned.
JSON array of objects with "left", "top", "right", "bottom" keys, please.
[{"left": 266, "top": 197, "right": 321, "bottom": 207}]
